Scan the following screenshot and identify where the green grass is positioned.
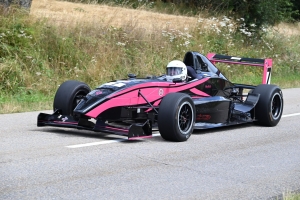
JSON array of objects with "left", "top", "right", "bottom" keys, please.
[
  {"left": 0, "top": 4, "right": 300, "bottom": 114},
  {"left": 284, "top": 191, "right": 300, "bottom": 200},
  {"left": 0, "top": 91, "right": 52, "bottom": 113}
]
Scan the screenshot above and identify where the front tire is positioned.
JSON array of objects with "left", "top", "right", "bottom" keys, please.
[
  {"left": 252, "top": 84, "right": 283, "bottom": 126},
  {"left": 158, "top": 93, "right": 195, "bottom": 142},
  {"left": 53, "top": 80, "right": 91, "bottom": 116}
]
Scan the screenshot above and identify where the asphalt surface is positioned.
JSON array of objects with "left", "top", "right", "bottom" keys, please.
[{"left": 1, "top": 88, "right": 300, "bottom": 200}]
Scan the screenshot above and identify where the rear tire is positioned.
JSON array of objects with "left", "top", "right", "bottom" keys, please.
[
  {"left": 53, "top": 80, "right": 91, "bottom": 116},
  {"left": 252, "top": 84, "right": 283, "bottom": 126},
  {"left": 158, "top": 93, "right": 195, "bottom": 142}
]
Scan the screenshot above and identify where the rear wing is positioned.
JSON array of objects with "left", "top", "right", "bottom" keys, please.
[{"left": 207, "top": 53, "right": 272, "bottom": 84}]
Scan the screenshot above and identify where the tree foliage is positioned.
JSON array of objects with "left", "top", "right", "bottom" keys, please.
[
  {"left": 228, "top": 0, "right": 296, "bottom": 34},
  {"left": 162, "top": 0, "right": 298, "bottom": 35},
  {"left": 291, "top": 0, "right": 300, "bottom": 20}
]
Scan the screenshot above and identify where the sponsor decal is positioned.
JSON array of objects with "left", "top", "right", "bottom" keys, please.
[
  {"left": 196, "top": 114, "right": 211, "bottom": 121},
  {"left": 231, "top": 57, "right": 241, "bottom": 60},
  {"left": 62, "top": 117, "right": 68, "bottom": 122},
  {"left": 95, "top": 90, "right": 103, "bottom": 95},
  {"left": 103, "top": 82, "right": 126, "bottom": 87},
  {"left": 205, "top": 84, "right": 212, "bottom": 89}
]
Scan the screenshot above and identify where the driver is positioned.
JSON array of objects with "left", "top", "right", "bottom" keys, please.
[{"left": 166, "top": 60, "right": 187, "bottom": 82}]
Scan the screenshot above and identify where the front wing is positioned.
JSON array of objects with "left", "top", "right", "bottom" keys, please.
[{"left": 37, "top": 110, "right": 153, "bottom": 140}]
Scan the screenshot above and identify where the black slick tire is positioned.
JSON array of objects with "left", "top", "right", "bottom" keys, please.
[
  {"left": 158, "top": 93, "right": 195, "bottom": 142},
  {"left": 53, "top": 80, "right": 91, "bottom": 116},
  {"left": 252, "top": 84, "right": 283, "bottom": 126}
]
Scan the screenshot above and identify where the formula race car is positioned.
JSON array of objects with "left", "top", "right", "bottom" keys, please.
[{"left": 37, "top": 51, "right": 284, "bottom": 142}]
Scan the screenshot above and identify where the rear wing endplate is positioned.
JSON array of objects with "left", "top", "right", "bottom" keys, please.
[{"left": 207, "top": 53, "right": 272, "bottom": 84}]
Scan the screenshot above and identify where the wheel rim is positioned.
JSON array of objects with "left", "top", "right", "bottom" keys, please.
[
  {"left": 177, "top": 102, "right": 194, "bottom": 134},
  {"left": 271, "top": 93, "right": 283, "bottom": 120},
  {"left": 71, "top": 91, "right": 87, "bottom": 114}
]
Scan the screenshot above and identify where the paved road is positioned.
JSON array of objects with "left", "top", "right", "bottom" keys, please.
[{"left": 1, "top": 88, "right": 300, "bottom": 200}]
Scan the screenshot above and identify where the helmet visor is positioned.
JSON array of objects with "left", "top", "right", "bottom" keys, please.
[{"left": 166, "top": 67, "right": 182, "bottom": 76}]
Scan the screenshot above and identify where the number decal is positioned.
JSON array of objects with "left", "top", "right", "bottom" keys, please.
[{"left": 159, "top": 88, "right": 164, "bottom": 96}]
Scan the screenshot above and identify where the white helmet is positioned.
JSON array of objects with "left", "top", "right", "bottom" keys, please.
[{"left": 166, "top": 60, "right": 187, "bottom": 82}]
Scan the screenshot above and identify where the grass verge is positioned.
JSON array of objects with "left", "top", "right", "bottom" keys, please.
[{"left": 0, "top": 2, "right": 300, "bottom": 114}]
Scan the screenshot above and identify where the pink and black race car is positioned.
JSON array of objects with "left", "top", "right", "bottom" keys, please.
[{"left": 37, "top": 51, "right": 283, "bottom": 142}]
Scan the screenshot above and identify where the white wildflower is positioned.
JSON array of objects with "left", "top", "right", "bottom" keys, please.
[
  {"left": 223, "top": 16, "right": 230, "bottom": 22},
  {"left": 198, "top": 19, "right": 204, "bottom": 23},
  {"left": 116, "top": 42, "right": 125, "bottom": 46},
  {"left": 220, "top": 22, "right": 226, "bottom": 27},
  {"left": 184, "top": 41, "right": 190, "bottom": 46}
]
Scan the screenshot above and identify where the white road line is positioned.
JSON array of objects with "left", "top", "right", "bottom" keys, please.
[
  {"left": 282, "top": 113, "right": 300, "bottom": 118},
  {"left": 66, "top": 139, "right": 125, "bottom": 148},
  {"left": 66, "top": 133, "right": 160, "bottom": 148},
  {"left": 66, "top": 113, "right": 300, "bottom": 148}
]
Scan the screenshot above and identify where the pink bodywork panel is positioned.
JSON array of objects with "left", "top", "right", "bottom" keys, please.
[{"left": 86, "top": 78, "right": 209, "bottom": 118}]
